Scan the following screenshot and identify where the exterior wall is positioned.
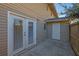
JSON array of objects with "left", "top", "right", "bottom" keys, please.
[
  {"left": 0, "top": 4, "right": 54, "bottom": 20},
  {"left": 0, "top": 3, "right": 54, "bottom": 56},
  {"left": 37, "top": 20, "right": 46, "bottom": 44},
  {"left": 60, "top": 24, "right": 69, "bottom": 42},
  {"left": 0, "top": 5, "right": 7, "bottom": 56},
  {"left": 47, "top": 22, "right": 69, "bottom": 42},
  {"left": 70, "top": 24, "right": 79, "bottom": 55},
  {"left": 47, "top": 23, "right": 52, "bottom": 39}
]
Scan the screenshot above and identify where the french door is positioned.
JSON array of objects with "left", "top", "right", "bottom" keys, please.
[
  {"left": 8, "top": 13, "right": 36, "bottom": 56},
  {"left": 27, "top": 20, "right": 36, "bottom": 47}
]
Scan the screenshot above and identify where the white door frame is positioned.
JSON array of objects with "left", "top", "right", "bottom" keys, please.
[
  {"left": 8, "top": 11, "right": 36, "bottom": 56},
  {"left": 8, "top": 12, "right": 26, "bottom": 56},
  {"left": 27, "top": 19, "right": 36, "bottom": 47}
]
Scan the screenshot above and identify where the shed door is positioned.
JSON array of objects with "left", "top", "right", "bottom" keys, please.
[{"left": 52, "top": 23, "right": 60, "bottom": 40}]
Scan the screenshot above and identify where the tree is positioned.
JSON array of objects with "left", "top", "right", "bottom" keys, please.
[{"left": 59, "top": 3, "right": 79, "bottom": 20}]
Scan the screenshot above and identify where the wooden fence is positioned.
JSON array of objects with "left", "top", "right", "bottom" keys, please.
[{"left": 70, "top": 23, "right": 79, "bottom": 55}]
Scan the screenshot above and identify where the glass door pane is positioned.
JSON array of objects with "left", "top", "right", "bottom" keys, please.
[
  {"left": 14, "top": 19, "right": 23, "bottom": 51},
  {"left": 28, "top": 22, "right": 33, "bottom": 44}
]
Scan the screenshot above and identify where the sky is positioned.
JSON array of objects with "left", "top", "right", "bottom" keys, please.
[{"left": 54, "top": 3, "right": 73, "bottom": 18}]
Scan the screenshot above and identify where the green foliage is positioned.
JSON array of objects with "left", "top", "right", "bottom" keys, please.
[
  {"left": 76, "top": 21, "right": 79, "bottom": 24},
  {"left": 59, "top": 4, "right": 79, "bottom": 19}
]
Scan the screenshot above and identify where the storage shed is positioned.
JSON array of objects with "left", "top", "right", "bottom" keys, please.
[{"left": 46, "top": 17, "right": 69, "bottom": 42}]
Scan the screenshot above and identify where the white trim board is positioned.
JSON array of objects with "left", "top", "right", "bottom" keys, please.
[
  {"left": 8, "top": 11, "right": 37, "bottom": 21},
  {"left": 8, "top": 12, "right": 25, "bottom": 56}
]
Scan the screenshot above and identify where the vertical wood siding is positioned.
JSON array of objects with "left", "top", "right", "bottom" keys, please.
[
  {"left": 70, "top": 24, "right": 79, "bottom": 55},
  {"left": 60, "top": 24, "right": 69, "bottom": 42}
]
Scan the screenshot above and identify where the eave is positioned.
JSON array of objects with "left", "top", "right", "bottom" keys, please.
[{"left": 48, "top": 3, "right": 58, "bottom": 18}]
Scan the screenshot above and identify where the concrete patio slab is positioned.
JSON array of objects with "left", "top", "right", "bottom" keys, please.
[{"left": 16, "top": 39, "right": 75, "bottom": 56}]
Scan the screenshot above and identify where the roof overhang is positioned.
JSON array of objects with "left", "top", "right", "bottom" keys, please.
[
  {"left": 45, "top": 17, "right": 70, "bottom": 23},
  {"left": 48, "top": 3, "right": 58, "bottom": 17}
]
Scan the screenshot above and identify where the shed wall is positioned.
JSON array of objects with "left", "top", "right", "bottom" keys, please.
[{"left": 47, "top": 22, "right": 69, "bottom": 42}]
